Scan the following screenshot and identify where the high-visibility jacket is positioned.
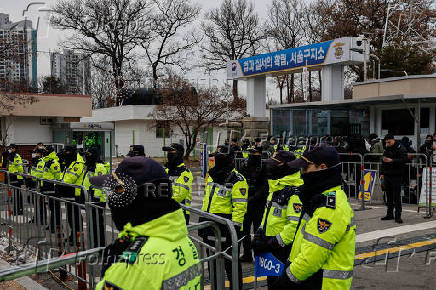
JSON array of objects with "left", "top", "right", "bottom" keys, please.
[
  {"left": 274, "top": 144, "right": 290, "bottom": 152},
  {"left": 286, "top": 186, "right": 356, "bottom": 290},
  {"left": 96, "top": 209, "right": 202, "bottom": 290},
  {"left": 166, "top": 163, "right": 193, "bottom": 213},
  {"left": 30, "top": 158, "right": 45, "bottom": 179},
  {"left": 83, "top": 162, "right": 108, "bottom": 202},
  {"left": 294, "top": 146, "right": 307, "bottom": 159},
  {"left": 42, "top": 152, "right": 62, "bottom": 181},
  {"left": 201, "top": 169, "right": 248, "bottom": 227},
  {"left": 61, "top": 153, "right": 86, "bottom": 197},
  {"left": 8, "top": 153, "right": 24, "bottom": 180},
  {"left": 260, "top": 172, "right": 304, "bottom": 246}
]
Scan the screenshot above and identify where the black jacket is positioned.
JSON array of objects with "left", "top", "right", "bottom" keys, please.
[
  {"left": 239, "top": 164, "right": 269, "bottom": 207},
  {"left": 381, "top": 141, "right": 408, "bottom": 176}
]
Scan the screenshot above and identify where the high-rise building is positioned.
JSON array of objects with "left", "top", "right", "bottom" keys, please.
[
  {"left": 0, "top": 13, "right": 37, "bottom": 92},
  {"left": 50, "top": 49, "right": 91, "bottom": 95}
]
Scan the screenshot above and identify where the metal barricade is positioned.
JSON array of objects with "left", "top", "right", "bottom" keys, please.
[
  {"left": 338, "top": 153, "right": 365, "bottom": 209},
  {"left": 0, "top": 169, "right": 95, "bottom": 289}
]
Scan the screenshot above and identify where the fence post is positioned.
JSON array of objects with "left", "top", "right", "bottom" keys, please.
[{"left": 425, "top": 158, "right": 433, "bottom": 219}]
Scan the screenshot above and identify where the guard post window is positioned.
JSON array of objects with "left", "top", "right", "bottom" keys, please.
[{"left": 156, "top": 121, "right": 172, "bottom": 138}]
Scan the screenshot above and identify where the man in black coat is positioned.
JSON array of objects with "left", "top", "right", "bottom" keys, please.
[
  {"left": 239, "top": 146, "right": 269, "bottom": 262},
  {"left": 380, "top": 134, "right": 408, "bottom": 223}
]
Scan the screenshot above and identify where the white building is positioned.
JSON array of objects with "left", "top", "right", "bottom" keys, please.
[
  {"left": 50, "top": 49, "right": 91, "bottom": 94},
  {"left": 0, "top": 13, "right": 37, "bottom": 91},
  {"left": 80, "top": 105, "right": 229, "bottom": 158}
]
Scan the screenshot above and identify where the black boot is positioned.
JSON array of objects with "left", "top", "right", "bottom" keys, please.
[
  {"left": 395, "top": 212, "right": 403, "bottom": 224},
  {"left": 381, "top": 213, "right": 394, "bottom": 220}
]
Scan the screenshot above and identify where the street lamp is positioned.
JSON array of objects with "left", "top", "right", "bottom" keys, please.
[{"left": 350, "top": 45, "right": 380, "bottom": 80}]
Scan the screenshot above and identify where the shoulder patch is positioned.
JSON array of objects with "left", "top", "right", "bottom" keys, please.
[
  {"left": 240, "top": 188, "right": 247, "bottom": 196},
  {"left": 184, "top": 176, "right": 190, "bottom": 183},
  {"left": 293, "top": 203, "right": 302, "bottom": 213},
  {"left": 103, "top": 281, "right": 123, "bottom": 290},
  {"left": 73, "top": 167, "right": 78, "bottom": 172},
  {"left": 325, "top": 192, "right": 336, "bottom": 209},
  {"left": 54, "top": 166, "right": 59, "bottom": 171},
  {"left": 318, "top": 218, "right": 332, "bottom": 234}
]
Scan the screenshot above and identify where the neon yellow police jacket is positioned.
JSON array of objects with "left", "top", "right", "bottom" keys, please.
[
  {"left": 166, "top": 163, "right": 194, "bottom": 210},
  {"left": 260, "top": 171, "right": 304, "bottom": 246},
  {"left": 61, "top": 153, "right": 86, "bottom": 197},
  {"left": 96, "top": 209, "right": 202, "bottom": 290},
  {"left": 8, "top": 153, "right": 24, "bottom": 180},
  {"left": 202, "top": 169, "right": 248, "bottom": 227},
  {"left": 83, "top": 162, "right": 108, "bottom": 202},
  {"left": 286, "top": 186, "right": 356, "bottom": 290}
]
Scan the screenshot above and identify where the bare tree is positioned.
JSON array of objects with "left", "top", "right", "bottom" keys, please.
[
  {"left": 150, "top": 72, "right": 245, "bottom": 158},
  {"left": 141, "top": 0, "right": 201, "bottom": 88},
  {"left": 201, "top": 0, "right": 264, "bottom": 97},
  {"left": 51, "top": 0, "right": 152, "bottom": 106},
  {"left": 265, "top": 0, "right": 306, "bottom": 103}
]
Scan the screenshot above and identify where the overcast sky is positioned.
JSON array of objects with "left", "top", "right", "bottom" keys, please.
[{"left": 0, "top": 0, "right": 281, "bottom": 99}]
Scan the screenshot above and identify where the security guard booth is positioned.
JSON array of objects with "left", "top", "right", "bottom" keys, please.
[{"left": 52, "top": 122, "right": 115, "bottom": 164}]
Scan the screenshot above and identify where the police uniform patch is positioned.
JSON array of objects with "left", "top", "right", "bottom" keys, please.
[
  {"left": 293, "top": 203, "right": 302, "bottom": 213},
  {"left": 318, "top": 218, "right": 332, "bottom": 234},
  {"left": 184, "top": 176, "right": 189, "bottom": 183},
  {"left": 54, "top": 166, "right": 59, "bottom": 171},
  {"left": 98, "top": 172, "right": 103, "bottom": 176},
  {"left": 74, "top": 167, "right": 78, "bottom": 172},
  {"left": 103, "top": 281, "right": 122, "bottom": 290},
  {"left": 240, "top": 188, "right": 246, "bottom": 196}
]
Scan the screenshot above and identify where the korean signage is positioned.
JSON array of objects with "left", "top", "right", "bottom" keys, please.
[{"left": 227, "top": 37, "right": 362, "bottom": 79}]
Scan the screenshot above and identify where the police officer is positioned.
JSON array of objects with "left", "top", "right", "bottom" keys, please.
[
  {"left": 127, "top": 145, "right": 146, "bottom": 157},
  {"left": 7, "top": 144, "right": 24, "bottom": 215},
  {"left": 201, "top": 145, "right": 248, "bottom": 289},
  {"left": 57, "top": 146, "right": 86, "bottom": 246},
  {"left": 274, "top": 144, "right": 355, "bottom": 290},
  {"left": 91, "top": 157, "right": 201, "bottom": 289},
  {"left": 162, "top": 143, "right": 193, "bottom": 224},
  {"left": 239, "top": 146, "right": 269, "bottom": 263},
  {"left": 41, "top": 146, "right": 62, "bottom": 232},
  {"left": 29, "top": 148, "right": 45, "bottom": 188},
  {"left": 241, "top": 139, "right": 251, "bottom": 159},
  {"left": 83, "top": 147, "right": 108, "bottom": 247},
  {"left": 275, "top": 136, "right": 290, "bottom": 152},
  {"left": 252, "top": 150, "right": 303, "bottom": 288}
]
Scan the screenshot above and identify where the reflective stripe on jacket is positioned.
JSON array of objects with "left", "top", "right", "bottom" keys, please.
[
  {"left": 261, "top": 171, "right": 304, "bottom": 245},
  {"left": 201, "top": 169, "right": 248, "bottom": 226},
  {"left": 96, "top": 209, "right": 202, "bottom": 290},
  {"left": 287, "top": 186, "right": 355, "bottom": 290}
]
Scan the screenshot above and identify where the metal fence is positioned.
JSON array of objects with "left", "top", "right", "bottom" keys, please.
[{"left": 0, "top": 171, "right": 242, "bottom": 290}]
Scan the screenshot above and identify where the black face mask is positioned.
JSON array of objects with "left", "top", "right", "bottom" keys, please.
[
  {"left": 64, "top": 152, "right": 75, "bottom": 165},
  {"left": 300, "top": 166, "right": 342, "bottom": 204},
  {"left": 166, "top": 152, "right": 183, "bottom": 170},
  {"left": 426, "top": 140, "right": 432, "bottom": 145},
  {"left": 247, "top": 155, "right": 262, "bottom": 169}
]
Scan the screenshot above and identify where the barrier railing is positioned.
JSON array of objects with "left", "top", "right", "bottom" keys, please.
[{"left": 0, "top": 170, "right": 240, "bottom": 289}]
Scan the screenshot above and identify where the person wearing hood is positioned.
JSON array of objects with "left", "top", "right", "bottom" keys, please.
[
  {"left": 91, "top": 157, "right": 201, "bottom": 289},
  {"left": 239, "top": 146, "right": 269, "bottom": 263},
  {"left": 83, "top": 147, "right": 109, "bottom": 247},
  {"left": 274, "top": 144, "right": 355, "bottom": 290},
  {"left": 29, "top": 147, "right": 46, "bottom": 189},
  {"left": 380, "top": 134, "right": 408, "bottom": 224},
  {"left": 162, "top": 143, "right": 193, "bottom": 224},
  {"left": 57, "top": 146, "right": 86, "bottom": 246},
  {"left": 200, "top": 145, "right": 248, "bottom": 289},
  {"left": 252, "top": 150, "right": 303, "bottom": 288}
]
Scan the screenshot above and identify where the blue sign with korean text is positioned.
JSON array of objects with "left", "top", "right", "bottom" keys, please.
[
  {"left": 227, "top": 37, "right": 363, "bottom": 79},
  {"left": 254, "top": 252, "right": 285, "bottom": 277},
  {"left": 238, "top": 40, "right": 333, "bottom": 77}
]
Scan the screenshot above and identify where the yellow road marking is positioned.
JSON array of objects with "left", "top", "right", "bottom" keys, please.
[
  {"left": 204, "top": 238, "right": 436, "bottom": 288},
  {"left": 355, "top": 238, "right": 436, "bottom": 260}
]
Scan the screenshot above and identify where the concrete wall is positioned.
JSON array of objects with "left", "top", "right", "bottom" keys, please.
[
  {"left": 353, "top": 76, "right": 436, "bottom": 99},
  {"left": 0, "top": 94, "right": 92, "bottom": 117},
  {"left": 5, "top": 116, "right": 52, "bottom": 144}
]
